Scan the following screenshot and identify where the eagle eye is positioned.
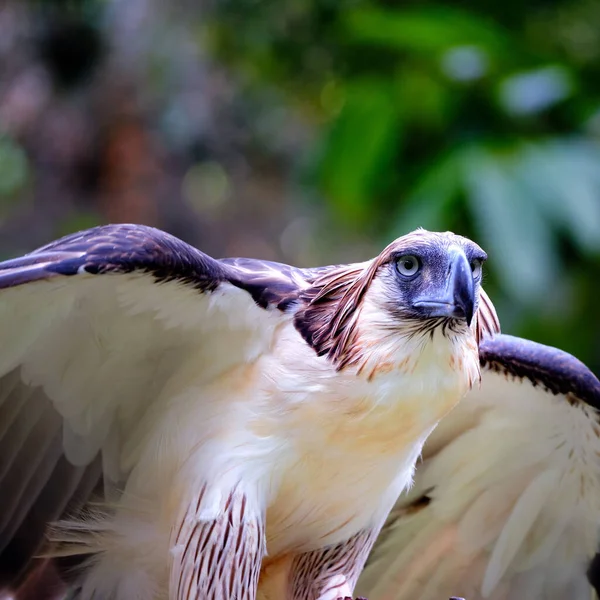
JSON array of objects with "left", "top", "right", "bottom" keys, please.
[
  {"left": 395, "top": 255, "right": 420, "bottom": 278},
  {"left": 470, "top": 258, "right": 483, "bottom": 278}
]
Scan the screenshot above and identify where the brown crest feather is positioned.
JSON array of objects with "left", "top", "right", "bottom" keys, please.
[
  {"left": 475, "top": 288, "right": 501, "bottom": 345},
  {"left": 294, "top": 260, "right": 380, "bottom": 370}
]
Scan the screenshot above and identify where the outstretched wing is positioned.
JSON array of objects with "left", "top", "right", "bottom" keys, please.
[
  {"left": 357, "top": 334, "right": 600, "bottom": 600},
  {"left": 0, "top": 223, "right": 313, "bottom": 590}
]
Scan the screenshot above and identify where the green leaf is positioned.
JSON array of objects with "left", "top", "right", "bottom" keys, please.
[
  {"left": 394, "top": 68, "right": 450, "bottom": 129},
  {"left": 516, "top": 140, "right": 600, "bottom": 255},
  {"left": 393, "top": 149, "right": 463, "bottom": 234},
  {"left": 462, "top": 145, "right": 559, "bottom": 304},
  {"left": 344, "top": 6, "right": 512, "bottom": 61},
  {"left": 318, "top": 79, "right": 400, "bottom": 224}
]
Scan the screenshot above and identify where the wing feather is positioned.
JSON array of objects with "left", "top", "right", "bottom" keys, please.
[
  {"left": 0, "top": 429, "right": 63, "bottom": 544},
  {"left": 357, "top": 334, "right": 600, "bottom": 600},
  {"left": 0, "top": 401, "right": 62, "bottom": 536},
  {"left": 0, "top": 455, "right": 101, "bottom": 585},
  {"left": 0, "top": 223, "right": 310, "bottom": 590},
  {"left": 481, "top": 469, "right": 561, "bottom": 596},
  {"left": 0, "top": 387, "right": 46, "bottom": 481}
]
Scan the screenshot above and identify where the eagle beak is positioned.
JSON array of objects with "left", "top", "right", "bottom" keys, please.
[{"left": 413, "top": 250, "right": 475, "bottom": 326}]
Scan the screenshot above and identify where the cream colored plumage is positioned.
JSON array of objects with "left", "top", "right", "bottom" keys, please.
[
  {"left": 0, "top": 224, "right": 499, "bottom": 600},
  {"left": 356, "top": 334, "right": 600, "bottom": 600}
]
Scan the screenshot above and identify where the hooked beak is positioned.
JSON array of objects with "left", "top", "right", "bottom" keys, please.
[{"left": 412, "top": 250, "right": 475, "bottom": 326}]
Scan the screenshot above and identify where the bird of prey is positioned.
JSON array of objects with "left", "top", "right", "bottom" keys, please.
[
  {"left": 356, "top": 334, "right": 600, "bottom": 600},
  {"left": 0, "top": 224, "right": 499, "bottom": 600}
]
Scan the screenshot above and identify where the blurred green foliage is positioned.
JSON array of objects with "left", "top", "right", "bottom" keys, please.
[
  {"left": 0, "top": 136, "right": 29, "bottom": 198},
  {"left": 0, "top": 0, "right": 599, "bottom": 372},
  {"left": 207, "top": 0, "right": 600, "bottom": 370}
]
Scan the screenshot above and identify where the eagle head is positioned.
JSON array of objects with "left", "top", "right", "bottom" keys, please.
[
  {"left": 295, "top": 229, "right": 495, "bottom": 383},
  {"left": 372, "top": 230, "right": 486, "bottom": 329}
]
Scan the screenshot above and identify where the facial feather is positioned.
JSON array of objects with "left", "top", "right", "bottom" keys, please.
[{"left": 295, "top": 229, "right": 487, "bottom": 394}]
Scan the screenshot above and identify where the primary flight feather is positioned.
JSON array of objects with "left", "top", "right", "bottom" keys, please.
[
  {"left": 357, "top": 334, "right": 600, "bottom": 600},
  {"left": 0, "top": 224, "right": 499, "bottom": 600}
]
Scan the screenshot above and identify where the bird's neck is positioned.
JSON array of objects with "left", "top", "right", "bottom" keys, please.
[
  {"left": 349, "top": 326, "right": 480, "bottom": 399},
  {"left": 270, "top": 324, "right": 479, "bottom": 460},
  {"left": 341, "top": 332, "right": 478, "bottom": 435}
]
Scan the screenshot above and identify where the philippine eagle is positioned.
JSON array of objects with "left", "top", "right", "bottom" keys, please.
[{"left": 0, "top": 224, "right": 498, "bottom": 600}]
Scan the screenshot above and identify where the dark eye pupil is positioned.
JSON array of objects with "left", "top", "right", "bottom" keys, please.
[{"left": 396, "top": 255, "right": 419, "bottom": 276}]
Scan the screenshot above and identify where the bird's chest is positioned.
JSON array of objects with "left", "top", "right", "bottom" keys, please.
[
  {"left": 263, "top": 387, "right": 455, "bottom": 557},
  {"left": 265, "top": 436, "right": 425, "bottom": 558},
  {"left": 255, "top": 333, "right": 475, "bottom": 556}
]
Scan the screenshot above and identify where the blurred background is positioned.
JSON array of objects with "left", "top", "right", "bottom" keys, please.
[{"left": 1, "top": 0, "right": 599, "bottom": 373}]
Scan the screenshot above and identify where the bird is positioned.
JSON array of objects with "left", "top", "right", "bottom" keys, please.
[
  {"left": 0, "top": 223, "right": 500, "bottom": 600},
  {"left": 355, "top": 333, "right": 600, "bottom": 600}
]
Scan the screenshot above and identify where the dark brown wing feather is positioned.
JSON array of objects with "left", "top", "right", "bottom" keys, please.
[
  {"left": 0, "top": 224, "right": 311, "bottom": 311},
  {"left": 479, "top": 334, "right": 600, "bottom": 410},
  {"left": 293, "top": 263, "right": 374, "bottom": 370}
]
